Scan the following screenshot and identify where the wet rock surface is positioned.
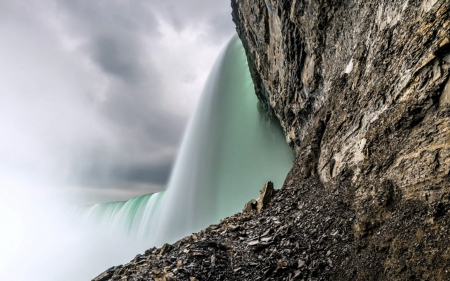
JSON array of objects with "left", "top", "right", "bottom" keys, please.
[
  {"left": 93, "top": 176, "right": 450, "bottom": 280},
  {"left": 94, "top": 0, "right": 450, "bottom": 280}
]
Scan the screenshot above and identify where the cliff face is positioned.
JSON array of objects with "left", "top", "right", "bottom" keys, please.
[
  {"left": 231, "top": 0, "right": 450, "bottom": 278},
  {"left": 92, "top": 1, "right": 450, "bottom": 280},
  {"left": 232, "top": 0, "right": 450, "bottom": 190}
]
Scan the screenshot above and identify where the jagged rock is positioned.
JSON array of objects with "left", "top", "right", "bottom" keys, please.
[
  {"left": 91, "top": 270, "right": 111, "bottom": 281},
  {"left": 256, "top": 181, "right": 274, "bottom": 212},
  {"left": 92, "top": 266, "right": 121, "bottom": 281},
  {"left": 244, "top": 182, "right": 275, "bottom": 213},
  {"left": 165, "top": 272, "right": 177, "bottom": 281},
  {"left": 92, "top": 177, "right": 450, "bottom": 280},
  {"left": 159, "top": 243, "right": 173, "bottom": 256},
  {"left": 243, "top": 199, "right": 257, "bottom": 212},
  {"left": 151, "top": 269, "right": 167, "bottom": 281},
  {"left": 230, "top": 0, "right": 450, "bottom": 279},
  {"left": 144, "top": 247, "right": 157, "bottom": 256}
]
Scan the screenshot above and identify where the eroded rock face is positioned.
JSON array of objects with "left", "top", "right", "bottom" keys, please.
[
  {"left": 232, "top": 0, "right": 450, "bottom": 193},
  {"left": 230, "top": 0, "right": 450, "bottom": 279},
  {"left": 232, "top": 0, "right": 450, "bottom": 217}
]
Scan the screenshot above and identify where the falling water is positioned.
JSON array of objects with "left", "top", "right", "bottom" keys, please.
[
  {"left": 66, "top": 35, "right": 294, "bottom": 279},
  {"left": 77, "top": 35, "right": 293, "bottom": 245},
  {"left": 155, "top": 35, "right": 293, "bottom": 243},
  {"left": 75, "top": 191, "right": 165, "bottom": 235}
]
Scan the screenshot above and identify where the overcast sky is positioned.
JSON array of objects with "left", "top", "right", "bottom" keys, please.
[{"left": 0, "top": 0, "right": 235, "bottom": 204}]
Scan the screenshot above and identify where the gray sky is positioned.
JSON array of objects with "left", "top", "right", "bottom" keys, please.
[{"left": 0, "top": 0, "right": 235, "bottom": 204}]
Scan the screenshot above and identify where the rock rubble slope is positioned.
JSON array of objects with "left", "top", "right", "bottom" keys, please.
[
  {"left": 94, "top": 177, "right": 450, "bottom": 280},
  {"left": 93, "top": 0, "right": 450, "bottom": 280}
]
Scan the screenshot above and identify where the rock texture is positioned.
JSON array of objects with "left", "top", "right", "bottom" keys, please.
[
  {"left": 230, "top": 0, "right": 450, "bottom": 278},
  {"left": 93, "top": 178, "right": 450, "bottom": 280},
  {"left": 232, "top": 0, "right": 450, "bottom": 190},
  {"left": 244, "top": 181, "right": 275, "bottom": 213},
  {"left": 93, "top": 0, "right": 450, "bottom": 280}
]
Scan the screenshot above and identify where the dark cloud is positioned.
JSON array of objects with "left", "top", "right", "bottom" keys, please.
[
  {"left": 111, "top": 160, "right": 173, "bottom": 186},
  {"left": 71, "top": 156, "right": 173, "bottom": 188},
  {"left": 0, "top": 0, "right": 235, "bottom": 204},
  {"left": 151, "top": 0, "right": 234, "bottom": 37},
  {"left": 90, "top": 36, "right": 143, "bottom": 83},
  {"left": 57, "top": 0, "right": 161, "bottom": 83}
]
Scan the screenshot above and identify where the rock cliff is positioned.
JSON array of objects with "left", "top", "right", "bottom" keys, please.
[
  {"left": 232, "top": 0, "right": 450, "bottom": 190},
  {"left": 93, "top": 0, "right": 450, "bottom": 280}
]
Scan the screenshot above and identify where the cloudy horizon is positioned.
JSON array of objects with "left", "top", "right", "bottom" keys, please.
[{"left": 0, "top": 0, "right": 236, "bottom": 204}]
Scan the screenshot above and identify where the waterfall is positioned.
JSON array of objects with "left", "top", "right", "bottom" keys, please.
[
  {"left": 71, "top": 35, "right": 293, "bottom": 276},
  {"left": 75, "top": 191, "right": 166, "bottom": 236},
  {"left": 77, "top": 35, "right": 293, "bottom": 245},
  {"left": 154, "top": 35, "right": 293, "bottom": 243},
  {"left": 0, "top": 34, "right": 293, "bottom": 281}
]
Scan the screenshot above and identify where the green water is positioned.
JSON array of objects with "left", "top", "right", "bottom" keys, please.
[
  {"left": 77, "top": 35, "right": 294, "bottom": 246},
  {"left": 155, "top": 35, "right": 293, "bottom": 243}
]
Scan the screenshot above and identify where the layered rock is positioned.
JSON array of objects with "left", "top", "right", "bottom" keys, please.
[
  {"left": 232, "top": 0, "right": 450, "bottom": 189},
  {"left": 230, "top": 0, "right": 450, "bottom": 278}
]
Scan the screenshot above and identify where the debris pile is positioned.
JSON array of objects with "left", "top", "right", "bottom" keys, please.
[
  {"left": 93, "top": 174, "right": 450, "bottom": 280},
  {"left": 93, "top": 178, "right": 356, "bottom": 281}
]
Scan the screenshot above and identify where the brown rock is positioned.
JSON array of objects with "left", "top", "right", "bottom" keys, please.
[
  {"left": 151, "top": 269, "right": 166, "bottom": 281},
  {"left": 159, "top": 243, "right": 173, "bottom": 256},
  {"left": 243, "top": 199, "right": 258, "bottom": 212},
  {"left": 257, "top": 182, "right": 274, "bottom": 212}
]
